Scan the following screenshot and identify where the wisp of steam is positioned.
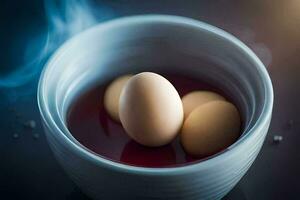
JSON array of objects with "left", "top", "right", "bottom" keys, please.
[
  {"left": 0, "top": 1, "right": 271, "bottom": 103},
  {"left": 0, "top": 0, "right": 113, "bottom": 103}
]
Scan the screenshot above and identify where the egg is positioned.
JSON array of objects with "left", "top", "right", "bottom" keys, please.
[
  {"left": 182, "top": 91, "right": 226, "bottom": 119},
  {"left": 181, "top": 100, "right": 241, "bottom": 157},
  {"left": 119, "top": 72, "right": 184, "bottom": 147},
  {"left": 104, "top": 74, "right": 132, "bottom": 122}
]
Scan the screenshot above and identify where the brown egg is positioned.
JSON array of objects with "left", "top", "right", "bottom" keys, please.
[
  {"left": 119, "top": 72, "right": 184, "bottom": 147},
  {"left": 104, "top": 75, "right": 132, "bottom": 122},
  {"left": 181, "top": 100, "right": 241, "bottom": 157},
  {"left": 182, "top": 91, "right": 226, "bottom": 119}
]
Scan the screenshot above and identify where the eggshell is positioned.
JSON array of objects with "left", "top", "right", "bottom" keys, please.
[
  {"left": 182, "top": 91, "right": 226, "bottom": 119},
  {"left": 104, "top": 75, "right": 132, "bottom": 122},
  {"left": 119, "top": 72, "right": 184, "bottom": 147},
  {"left": 181, "top": 100, "right": 241, "bottom": 157}
]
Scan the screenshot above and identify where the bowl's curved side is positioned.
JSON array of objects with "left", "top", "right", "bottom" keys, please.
[{"left": 42, "top": 116, "right": 271, "bottom": 199}]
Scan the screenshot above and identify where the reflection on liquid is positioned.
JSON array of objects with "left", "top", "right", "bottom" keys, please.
[{"left": 120, "top": 140, "right": 176, "bottom": 167}]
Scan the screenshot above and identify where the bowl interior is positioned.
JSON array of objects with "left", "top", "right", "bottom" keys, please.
[{"left": 39, "top": 15, "right": 267, "bottom": 168}]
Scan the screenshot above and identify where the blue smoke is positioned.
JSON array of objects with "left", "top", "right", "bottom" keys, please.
[{"left": 0, "top": 0, "right": 113, "bottom": 93}]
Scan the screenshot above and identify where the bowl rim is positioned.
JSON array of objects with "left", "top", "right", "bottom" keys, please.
[{"left": 37, "top": 14, "right": 273, "bottom": 175}]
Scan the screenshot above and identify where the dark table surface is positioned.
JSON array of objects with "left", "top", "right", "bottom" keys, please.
[{"left": 1, "top": 0, "right": 300, "bottom": 199}]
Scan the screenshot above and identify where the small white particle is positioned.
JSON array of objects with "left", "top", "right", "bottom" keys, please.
[
  {"left": 273, "top": 135, "right": 283, "bottom": 143},
  {"left": 24, "top": 120, "right": 36, "bottom": 129}
]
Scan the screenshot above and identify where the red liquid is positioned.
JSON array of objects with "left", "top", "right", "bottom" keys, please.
[{"left": 67, "top": 74, "right": 235, "bottom": 168}]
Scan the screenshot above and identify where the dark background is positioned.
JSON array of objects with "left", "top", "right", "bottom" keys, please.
[{"left": 1, "top": 0, "right": 299, "bottom": 199}]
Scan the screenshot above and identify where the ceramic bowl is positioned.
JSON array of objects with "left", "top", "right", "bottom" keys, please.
[{"left": 38, "top": 15, "right": 273, "bottom": 200}]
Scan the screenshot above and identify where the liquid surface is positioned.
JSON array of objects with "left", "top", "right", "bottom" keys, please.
[{"left": 67, "top": 74, "right": 236, "bottom": 168}]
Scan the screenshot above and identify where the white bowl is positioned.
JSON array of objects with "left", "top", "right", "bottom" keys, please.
[{"left": 38, "top": 15, "right": 273, "bottom": 199}]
